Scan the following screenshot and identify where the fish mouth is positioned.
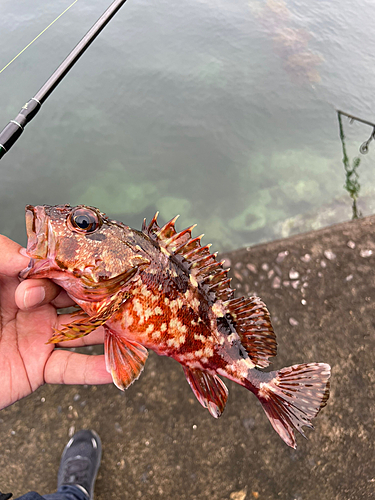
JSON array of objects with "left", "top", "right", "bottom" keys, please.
[
  {"left": 19, "top": 257, "right": 58, "bottom": 279},
  {"left": 19, "top": 205, "right": 58, "bottom": 279},
  {"left": 24, "top": 205, "right": 49, "bottom": 259}
]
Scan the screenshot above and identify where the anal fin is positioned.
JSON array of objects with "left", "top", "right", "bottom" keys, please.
[
  {"left": 105, "top": 328, "right": 148, "bottom": 390},
  {"left": 183, "top": 366, "right": 228, "bottom": 418}
]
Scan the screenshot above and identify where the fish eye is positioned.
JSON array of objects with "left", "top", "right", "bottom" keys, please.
[{"left": 68, "top": 208, "right": 101, "bottom": 233}]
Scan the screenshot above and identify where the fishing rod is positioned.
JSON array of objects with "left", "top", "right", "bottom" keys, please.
[{"left": 0, "top": 0, "right": 128, "bottom": 161}]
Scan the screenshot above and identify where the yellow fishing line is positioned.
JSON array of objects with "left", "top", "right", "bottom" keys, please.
[{"left": 0, "top": 0, "right": 79, "bottom": 75}]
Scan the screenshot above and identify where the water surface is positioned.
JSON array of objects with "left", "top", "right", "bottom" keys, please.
[{"left": 0, "top": 0, "right": 374, "bottom": 251}]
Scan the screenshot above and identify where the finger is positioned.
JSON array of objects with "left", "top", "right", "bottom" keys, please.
[
  {"left": 0, "top": 235, "right": 30, "bottom": 277},
  {"left": 44, "top": 351, "right": 113, "bottom": 385},
  {"left": 51, "top": 290, "right": 76, "bottom": 309},
  {"left": 16, "top": 279, "right": 70, "bottom": 311},
  {"left": 55, "top": 326, "right": 105, "bottom": 347}
]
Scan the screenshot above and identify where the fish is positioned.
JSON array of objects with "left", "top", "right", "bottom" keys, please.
[{"left": 20, "top": 204, "right": 331, "bottom": 448}]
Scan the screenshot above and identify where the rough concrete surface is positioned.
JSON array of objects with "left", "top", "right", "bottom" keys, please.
[{"left": 1, "top": 216, "right": 375, "bottom": 500}]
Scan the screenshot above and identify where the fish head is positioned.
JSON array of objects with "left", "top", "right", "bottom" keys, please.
[{"left": 20, "top": 204, "right": 150, "bottom": 299}]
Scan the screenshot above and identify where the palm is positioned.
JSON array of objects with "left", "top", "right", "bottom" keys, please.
[
  {"left": 0, "top": 272, "right": 56, "bottom": 409},
  {"left": 0, "top": 234, "right": 112, "bottom": 411}
]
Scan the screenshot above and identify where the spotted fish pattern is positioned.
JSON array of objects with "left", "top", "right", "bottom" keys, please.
[{"left": 20, "top": 204, "right": 331, "bottom": 448}]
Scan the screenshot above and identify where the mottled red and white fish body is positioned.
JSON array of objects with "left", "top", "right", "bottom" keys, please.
[{"left": 20, "top": 204, "right": 331, "bottom": 448}]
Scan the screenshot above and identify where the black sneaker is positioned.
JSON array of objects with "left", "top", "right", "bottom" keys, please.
[{"left": 57, "top": 430, "right": 102, "bottom": 500}]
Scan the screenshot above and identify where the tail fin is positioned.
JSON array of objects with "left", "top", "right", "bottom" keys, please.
[{"left": 256, "top": 363, "right": 331, "bottom": 448}]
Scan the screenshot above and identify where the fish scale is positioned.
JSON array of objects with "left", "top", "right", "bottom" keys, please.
[
  {"left": 112, "top": 275, "right": 215, "bottom": 361},
  {"left": 20, "top": 204, "right": 331, "bottom": 449}
]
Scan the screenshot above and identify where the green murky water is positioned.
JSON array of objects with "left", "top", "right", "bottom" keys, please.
[{"left": 0, "top": 0, "right": 374, "bottom": 251}]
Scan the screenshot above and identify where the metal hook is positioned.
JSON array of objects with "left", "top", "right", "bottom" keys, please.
[{"left": 359, "top": 126, "right": 375, "bottom": 154}]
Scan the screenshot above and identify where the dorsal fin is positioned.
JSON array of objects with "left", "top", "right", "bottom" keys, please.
[
  {"left": 224, "top": 296, "right": 277, "bottom": 368},
  {"left": 143, "top": 213, "right": 235, "bottom": 301},
  {"left": 143, "top": 211, "right": 160, "bottom": 234}
]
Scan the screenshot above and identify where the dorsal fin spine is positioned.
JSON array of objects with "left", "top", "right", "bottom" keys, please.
[
  {"left": 196, "top": 263, "right": 222, "bottom": 278},
  {"left": 150, "top": 212, "right": 159, "bottom": 226},
  {"left": 203, "top": 269, "right": 228, "bottom": 284},
  {"left": 169, "top": 214, "right": 180, "bottom": 226},
  {"left": 184, "top": 244, "right": 212, "bottom": 261},
  {"left": 190, "top": 254, "right": 216, "bottom": 269},
  {"left": 145, "top": 212, "right": 160, "bottom": 235},
  {"left": 164, "top": 225, "right": 196, "bottom": 247},
  {"left": 156, "top": 215, "right": 180, "bottom": 239},
  {"left": 143, "top": 212, "right": 237, "bottom": 305},
  {"left": 179, "top": 234, "right": 204, "bottom": 252},
  {"left": 187, "top": 235, "right": 204, "bottom": 246},
  {"left": 208, "top": 278, "right": 232, "bottom": 291},
  {"left": 173, "top": 233, "right": 200, "bottom": 254}
]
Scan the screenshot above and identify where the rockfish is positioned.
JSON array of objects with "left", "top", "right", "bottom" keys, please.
[{"left": 20, "top": 204, "right": 331, "bottom": 448}]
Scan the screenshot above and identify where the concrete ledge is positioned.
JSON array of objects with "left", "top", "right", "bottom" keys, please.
[{"left": 1, "top": 216, "right": 375, "bottom": 499}]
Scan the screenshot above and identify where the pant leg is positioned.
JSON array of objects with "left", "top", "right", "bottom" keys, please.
[
  {"left": 15, "top": 485, "right": 88, "bottom": 500},
  {"left": 13, "top": 493, "right": 44, "bottom": 500}
]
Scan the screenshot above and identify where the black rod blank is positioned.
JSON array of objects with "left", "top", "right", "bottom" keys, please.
[{"left": 0, "top": 0, "right": 128, "bottom": 160}]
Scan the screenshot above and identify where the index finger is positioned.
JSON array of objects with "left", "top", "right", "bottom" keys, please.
[{"left": 0, "top": 235, "right": 30, "bottom": 277}]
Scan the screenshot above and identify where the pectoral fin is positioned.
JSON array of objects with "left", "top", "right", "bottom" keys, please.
[
  {"left": 183, "top": 366, "right": 228, "bottom": 418},
  {"left": 105, "top": 328, "right": 148, "bottom": 390},
  {"left": 48, "top": 291, "right": 130, "bottom": 344}
]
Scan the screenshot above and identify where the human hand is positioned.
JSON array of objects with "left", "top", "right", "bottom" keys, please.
[{"left": 0, "top": 234, "right": 112, "bottom": 411}]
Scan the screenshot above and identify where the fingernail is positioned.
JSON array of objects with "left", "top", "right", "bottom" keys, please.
[
  {"left": 23, "top": 287, "right": 45, "bottom": 309},
  {"left": 19, "top": 247, "right": 29, "bottom": 258}
]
